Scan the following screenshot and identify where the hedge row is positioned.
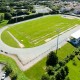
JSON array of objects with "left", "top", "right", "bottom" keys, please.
[
  {"left": 41, "top": 47, "right": 80, "bottom": 80},
  {"left": 8, "top": 11, "right": 58, "bottom": 24}
]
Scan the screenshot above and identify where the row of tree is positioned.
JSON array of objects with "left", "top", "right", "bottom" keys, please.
[
  {"left": 7, "top": 11, "right": 58, "bottom": 24},
  {"left": 41, "top": 47, "right": 80, "bottom": 80},
  {"left": 42, "top": 65, "right": 69, "bottom": 80}
]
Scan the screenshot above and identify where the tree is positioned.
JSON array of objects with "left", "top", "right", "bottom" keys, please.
[
  {"left": 41, "top": 74, "right": 49, "bottom": 80},
  {"left": 5, "top": 65, "right": 12, "bottom": 77},
  {"left": 17, "top": 9, "right": 23, "bottom": 15},
  {"left": 46, "top": 51, "right": 58, "bottom": 66},
  {"left": 54, "top": 64, "right": 60, "bottom": 71},
  {"left": 69, "top": 54, "right": 75, "bottom": 60},
  {"left": 46, "top": 66, "right": 54, "bottom": 75},
  {"left": 75, "top": 49, "right": 79, "bottom": 55},
  {"left": 0, "top": 6, "right": 11, "bottom": 12},
  {"left": 72, "top": 59, "right": 77, "bottom": 66},
  {"left": 60, "top": 68, "right": 65, "bottom": 79},
  {"left": 4, "top": 12, "right": 12, "bottom": 20},
  {"left": 64, "top": 66, "right": 69, "bottom": 76},
  {"left": 55, "top": 72, "right": 61, "bottom": 80},
  {"left": 11, "top": 74, "right": 17, "bottom": 80},
  {"left": 58, "top": 60, "right": 65, "bottom": 66},
  {"left": 0, "top": 15, "right": 1, "bottom": 22},
  {"left": 65, "top": 77, "right": 70, "bottom": 80},
  {"left": 1, "top": 14, "right": 4, "bottom": 21},
  {"left": 50, "top": 76, "right": 56, "bottom": 80}
]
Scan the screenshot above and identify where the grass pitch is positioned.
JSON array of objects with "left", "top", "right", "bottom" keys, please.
[
  {"left": 1, "top": 15, "right": 80, "bottom": 48},
  {"left": 67, "top": 57, "right": 80, "bottom": 80}
]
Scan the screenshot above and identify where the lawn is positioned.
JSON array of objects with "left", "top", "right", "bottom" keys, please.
[
  {"left": 67, "top": 57, "right": 80, "bottom": 80},
  {"left": 0, "top": 54, "right": 29, "bottom": 80},
  {"left": 0, "top": 20, "right": 8, "bottom": 28},
  {"left": 1, "top": 15, "right": 80, "bottom": 48},
  {"left": 24, "top": 57, "right": 47, "bottom": 80},
  {"left": 24, "top": 43, "right": 76, "bottom": 80},
  {"left": 57, "top": 43, "right": 76, "bottom": 60}
]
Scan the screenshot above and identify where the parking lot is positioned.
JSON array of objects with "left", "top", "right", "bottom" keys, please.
[{"left": 0, "top": 64, "right": 11, "bottom": 80}]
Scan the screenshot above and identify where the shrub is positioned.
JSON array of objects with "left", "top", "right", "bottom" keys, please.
[
  {"left": 58, "top": 60, "right": 65, "bottom": 66},
  {"left": 55, "top": 71, "right": 61, "bottom": 80},
  {"left": 41, "top": 74, "right": 49, "bottom": 80},
  {"left": 4, "top": 12, "right": 12, "bottom": 20},
  {"left": 78, "top": 47, "right": 80, "bottom": 52},
  {"left": 64, "top": 57, "right": 69, "bottom": 63},
  {"left": 46, "top": 51, "right": 58, "bottom": 67},
  {"left": 50, "top": 76, "right": 56, "bottom": 80},
  {"left": 65, "top": 77, "right": 70, "bottom": 80},
  {"left": 60, "top": 68, "right": 65, "bottom": 79},
  {"left": 77, "top": 55, "right": 80, "bottom": 60},
  {"left": 64, "top": 66, "right": 69, "bottom": 76},
  {"left": 69, "top": 54, "right": 75, "bottom": 60},
  {"left": 75, "top": 49, "right": 79, "bottom": 55},
  {"left": 46, "top": 66, "right": 54, "bottom": 75},
  {"left": 72, "top": 59, "right": 77, "bottom": 66},
  {"left": 11, "top": 74, "right": 17, "bottom": 80},
  {"left": 54, "top": 64, "right": 60, "bottom": 71}
]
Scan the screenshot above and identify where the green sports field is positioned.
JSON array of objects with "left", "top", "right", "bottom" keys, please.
[{"left": 1, "top": 15, "right": 80, "bottom": 48}]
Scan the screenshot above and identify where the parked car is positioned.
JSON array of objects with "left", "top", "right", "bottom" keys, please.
[{"left": 1, "top": 72, "right": 6, "bottom": 80}]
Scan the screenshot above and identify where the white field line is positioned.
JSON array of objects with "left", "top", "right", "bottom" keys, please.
[
  {"left": 55, "top": 23, "right": 64, "bottom": 26},
  {"left": 32, "top": 23, "right": 64, "bottom": 37},
  {"left": 31, "top": 23, "right": 65, "bottom": 43},
  {"left": 7, "top": 31, "right": 24, "bottom": 48},
  {"left": 32, "top": 32, "right": 55, "bottom": 44},
  {"left": 32, "top": 26, "right": 65, "bottom": 44},
  {"left": 33, "top": 24, "right": 79, "bottom": 44},
  {"left": 28, "top": 23, "right": 77, "bottom": 44}
]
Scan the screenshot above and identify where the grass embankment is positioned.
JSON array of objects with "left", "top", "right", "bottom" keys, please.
[
  {"left": 1, "top": 15, "right": 80, "bottom": 48},
  {"left": 67, "top": 57, "right": 80, "bottom": 80},
  {"left": 0, "top": 20, "right": 8, "bottom": 28},
  {"left": 0, "top": 54, "right": 29, "bottom": 80},
  {"left": 24, "top": 43, "right": 75, "bottom": 80},
  {"left": 0, "top": 13, "right": 8, "bottom": 28}
]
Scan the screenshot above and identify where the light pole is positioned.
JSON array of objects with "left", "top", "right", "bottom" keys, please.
[{"left": 56, "top": 28, "right": 60, "bottom": 54}]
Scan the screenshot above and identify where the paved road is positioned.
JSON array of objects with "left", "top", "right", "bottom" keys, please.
[{"left": 0, "top": 15, "right": 80, "bottom": 71}]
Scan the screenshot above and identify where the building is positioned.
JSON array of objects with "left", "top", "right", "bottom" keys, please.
[
  {"left": 70, "top": 30, "right": 80, "bottom": 45},
  {"left": 34, "top": 5, "right": 52, "bottom": 13}
]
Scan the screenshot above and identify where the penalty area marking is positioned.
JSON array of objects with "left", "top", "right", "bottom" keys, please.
[{"left": 7, "top": 31, "right": 24, "bottom": 48}]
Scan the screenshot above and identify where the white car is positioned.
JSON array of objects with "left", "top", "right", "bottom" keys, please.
[
  {"left": 1, "top": 72, "right": 6, "bottom": 80},
  {"left": 67, "top": 38, "right": 70, "bottom": 42}
]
